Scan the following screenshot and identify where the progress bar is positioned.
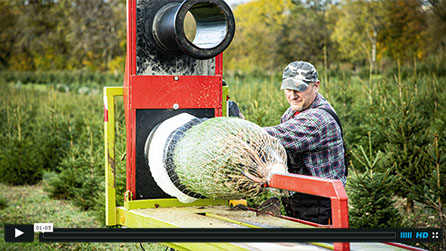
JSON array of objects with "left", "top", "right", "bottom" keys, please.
[{"left": 39, "top": 228, "right": 442, "bottom": 242}]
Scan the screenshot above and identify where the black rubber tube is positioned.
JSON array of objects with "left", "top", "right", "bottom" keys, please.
[{"left": 152, "top": 0, "right": 235, "bottom": 59}]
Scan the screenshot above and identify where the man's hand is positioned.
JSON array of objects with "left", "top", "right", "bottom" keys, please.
[{"left": 228, "top": 100, "right": 245, "bottom": 119}]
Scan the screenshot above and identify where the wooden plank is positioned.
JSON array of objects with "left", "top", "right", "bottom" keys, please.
[{"left": 130, "top": 205, "right": 312, "bottom": 229}]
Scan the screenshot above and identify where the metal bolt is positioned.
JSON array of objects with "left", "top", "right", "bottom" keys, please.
[
  {"left": 173, "top": 103, "right": 179, "bottom": 109},
  {"left": 174, "top": 76, "right": 179, "bottom": 81}
]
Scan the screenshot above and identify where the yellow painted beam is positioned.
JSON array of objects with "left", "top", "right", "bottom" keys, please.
[
  {"left": 162, "top": 242, "right": 247, "bottom": 251},
  {"left": 116, "top": 207, "right": 248, "bottom": 251},
  {"left": 124, "top": 198, "right": 229, "bottom": 210},
  {"left": 222, "top": 85, "right": 229, "bottom": 116},
  {"left": 104, "top": 86, "right": 123, "bottom": 226}
]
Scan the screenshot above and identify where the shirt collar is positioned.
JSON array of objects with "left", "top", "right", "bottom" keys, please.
[{"left": 281, "top": 93, "right": 326, "bottom": 121}]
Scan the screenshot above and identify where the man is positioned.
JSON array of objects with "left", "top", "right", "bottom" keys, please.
[{"left": 263, "top": 61, "right": 346, "bottom": 225}]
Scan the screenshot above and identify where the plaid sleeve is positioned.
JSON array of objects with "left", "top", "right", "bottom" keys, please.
[{"left": 264, "top": 114, "right": 322, "bottom": 152}]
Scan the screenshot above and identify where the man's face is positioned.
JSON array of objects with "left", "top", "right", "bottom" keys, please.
[{"left": 284, "top": 81, "right": 320, "bottom": 112}]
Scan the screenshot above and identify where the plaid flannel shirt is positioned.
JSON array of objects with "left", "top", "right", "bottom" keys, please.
[{"left": 264, "top": 93, "right": 346, "bottom": 185}]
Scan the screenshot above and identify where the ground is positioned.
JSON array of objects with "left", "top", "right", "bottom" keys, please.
[{"left": 0, "top": 182, "right": 165, "bottom": 251}]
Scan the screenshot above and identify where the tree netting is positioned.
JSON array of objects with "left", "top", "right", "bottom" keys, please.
[{"left": 147, "top": 113, "right": 287, "bottom": 203}]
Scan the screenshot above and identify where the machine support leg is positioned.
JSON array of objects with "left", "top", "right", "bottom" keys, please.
[{"left": 104, "top": 86, "right": 124, "bottom": 226}]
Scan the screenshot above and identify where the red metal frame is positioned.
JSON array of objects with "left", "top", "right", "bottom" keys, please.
[
  {"left": 124, "top": 0, "right": 224, "bottom": 196},
  {"left": 382, "top": 242, "right": 428, "bottom": 251},
  {"left": 267, "top": 173, "right": 350, "bottom": 251}
]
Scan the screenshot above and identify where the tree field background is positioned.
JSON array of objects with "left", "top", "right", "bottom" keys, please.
[{"left": 0, "top": 0, "right": 445, "bottom": 250}]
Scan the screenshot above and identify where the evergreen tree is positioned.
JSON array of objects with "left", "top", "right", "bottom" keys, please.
[
  {"left": 384, "top": 64, "right": 431, "bottom": 213},
  {"left": 398, "top": 134, "right": 445, "bottom": 250},
  {"left": 347, "top": 134, "right": 404, "bottom": 228}
]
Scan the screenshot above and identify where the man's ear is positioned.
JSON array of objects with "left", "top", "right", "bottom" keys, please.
[{"left": 313, "top": 80, "right": 320, "bottom": 93}]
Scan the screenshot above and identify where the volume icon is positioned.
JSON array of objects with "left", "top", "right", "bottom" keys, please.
[{"left": 400, "top": 232, "right": 412, "bottom": 239}]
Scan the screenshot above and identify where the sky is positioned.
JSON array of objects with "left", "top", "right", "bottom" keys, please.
[{"left": 224, "top": 0, "right": 252, "bottom": 7}]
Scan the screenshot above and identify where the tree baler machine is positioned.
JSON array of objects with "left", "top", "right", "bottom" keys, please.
[{"left": 103, "top": 1, "right": 421, "bottom": 250}]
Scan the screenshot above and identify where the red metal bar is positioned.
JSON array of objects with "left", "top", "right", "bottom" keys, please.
[
  {"left": 128, "top": 0, "right": 136, "bottom": 75},
  {"left": 267, "top": 173, "right": 350, "bottom": 251},
  {"left": 125, "top": 109, "right": 136, "bottom": 196},
  {"left": 279, "top": 214, "right": 329, "bottom": 228},
  {"left": 382, "top": 242, "right": 428, "bottom": 251},
  {"left": 215, "top": 53, "right": 223, "bottom": 76},
  {"left": 128, "top": 75, "right": 222, "bottom": 109},
  {"left": 215, "top": 53, "right": 223, "bottom": 117},
  {"left": 103, "top": 104, "right": 108, "bottom": 122},
  {"left": 249, "top": 207, "right": 330, "bottom": 228},
  {"left": 125, "top": 0, "right": 134, "bottom": 196}
]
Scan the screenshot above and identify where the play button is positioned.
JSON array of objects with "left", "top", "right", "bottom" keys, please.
[
  {"left": 4, "top": 224, "right": 33, "bottom": 242},
  {"left": 15, "top": 228, "right": 24, "bottom": 238}
]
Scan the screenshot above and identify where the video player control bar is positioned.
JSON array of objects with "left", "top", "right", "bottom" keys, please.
[{"left": 37, "top": 228, "right": 441, "bottom": 243}]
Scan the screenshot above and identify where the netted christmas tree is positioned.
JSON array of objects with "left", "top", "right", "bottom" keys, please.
[{"left": 147, "top": 114, "right": 287, "bottom": 203}]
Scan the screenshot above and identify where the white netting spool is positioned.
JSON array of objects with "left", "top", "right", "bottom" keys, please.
[
  {"left": 147, "top": 113, "right": 287, "bottom": 203},
  {"left": 147, "top": 113, "right": 198, "bottom": 203}
]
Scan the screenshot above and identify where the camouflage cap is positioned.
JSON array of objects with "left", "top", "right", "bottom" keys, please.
[{"left": 281, "top": 61, "right": 318, "bottom": 92}]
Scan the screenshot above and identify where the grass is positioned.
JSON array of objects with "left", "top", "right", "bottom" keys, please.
[
  {"left": 1, "top": 66, "right": 445, "bottom": 249},
  {"left": 0, "top": 181, "right": 165, "bottom": 251}
]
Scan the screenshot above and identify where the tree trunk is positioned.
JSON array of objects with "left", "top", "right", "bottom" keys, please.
[
  {"left": 371, "top": 29, "right": 377, "bottom": 75},
  {"left": 406, "top": 198, "right": 414, "bottom": 214}
]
